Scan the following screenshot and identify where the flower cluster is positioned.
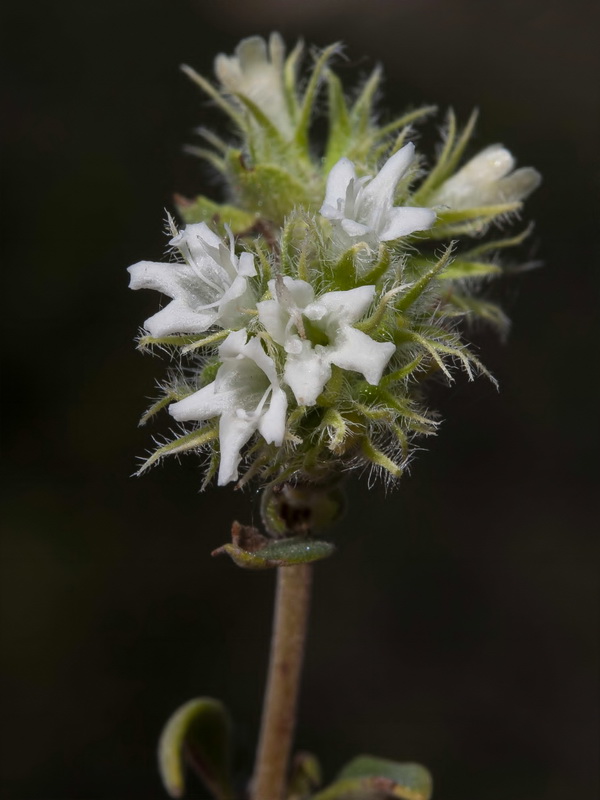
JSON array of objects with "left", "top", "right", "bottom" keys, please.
[{"left": 130, "top": 34, "right": 540, "bottom": 488}]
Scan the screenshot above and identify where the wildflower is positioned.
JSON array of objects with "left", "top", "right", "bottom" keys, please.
[
  {"left": 169, "top": 329, "right": 287, "bottom": 485},
  {"left": 214, "top": 33, "right": 292, "bottom": 138},
  {"left": 431, "top": 144, "right": 541, "bottom": 209},
  {"left": 320, "top": 143, "right": 436, "bottom": 247},
  {"left": 128, "top": 223, "right": 256, "bottom": 337},
  {"left": 257, "top": 277, "right": 396, "bottom": 406}
]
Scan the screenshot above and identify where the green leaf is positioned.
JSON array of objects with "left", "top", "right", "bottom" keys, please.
[
  {"left": 287, "top": 751, "right": 322, "bottom": 798},
  {"left": 312, "top": 774, "right": 429, "bottom": 800},
  {"left": 212, "top": 536, "right": 335, "bottom": 570},
  {"left": 158, "top": 697, "right": 234, "bottom": 800},
  {"left": 336, "top": 756, "right": 433, "bottom": 800},
  {"left": 177, "top": 195, "right": 257, "bottom": 235}
]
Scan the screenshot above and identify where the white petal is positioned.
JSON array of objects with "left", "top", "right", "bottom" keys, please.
[
  {"left": 237, "top": 251, "right": 257, "bottom": 277},
  {"left": 361, "top": 143, "right": 415, "bottom": 208},
  {"left": 236, "top": 36, "right": 268, "bottom": 71},
  {"left": 284, "top": 341, "right": 332, "bottom": 406},
  {"left": 241, "top": 335, "right": 279, "bottom": 385},
  {"left": 257, "top": 298, "right": 289, "bottom": 345},
  {"left": 142, "top": 299, "right": 217, "bottom": 337},
  {"left": 496, "top": 167, "right": 542, "bottom": 202},
  {"left": 217, "top": 276, "right": 256, "bottom": 329},
  {"left": 321, "top": 158, "right": 357, "bottom": 217},
  {"left": 308, "top": 285, "right": 375, "bottom": 326},
  {"left": 329, "top": 327, "right": 395, "bottom": 385},
  {"left": 270, "top": 276, "right": 315, "bottom": 309},
  {"left": 340, "top": 218, "right": 371, "bottom": 237},
  {"left": 170, "top": 222, "right": 222, "bottom": 258},
  {"left": 219, "top": 328, "right": 249, "bottom": 359},
  {"left": 378, "top": 206, "right": 436, "bottom": 240},
  {"left": 257, "top": 387, "right": 287, "bottom": 445},
  {"left": 463, "top": 145, "right": 515, "bottom": 183},
  {"left": 128, "top": 260, "right": 204, "bottom": 303},
  {"left": 169, "top": 381, "right": 229, "bottom": 422},
  {"left": 217, "top": 411, "right": 257, "bottom": 485},
  {"left": 268, "top": 32, "right": 286, "bottom": 71}
]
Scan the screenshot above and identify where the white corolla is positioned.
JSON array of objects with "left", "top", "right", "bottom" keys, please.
[
  {"left": 257, "top": 277, "right": 396, "bottom": 406},
  {"left": 169, "top": 329, "right": 288, "bottom": 485},
  {"left": 128, "top": 223, "right": 256, "bottom": 338},
  {"left": 320, "top": 143, "right": 436, "bottom": 247}
]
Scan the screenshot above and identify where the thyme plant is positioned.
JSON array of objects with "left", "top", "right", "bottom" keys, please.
[{"left": 128, "top": 33, "right": 540, "bottom": 800}]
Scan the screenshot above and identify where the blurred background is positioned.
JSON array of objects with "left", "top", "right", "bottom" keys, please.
[{"left": 1, "top": 1, "right": 598, "bottom": 798}]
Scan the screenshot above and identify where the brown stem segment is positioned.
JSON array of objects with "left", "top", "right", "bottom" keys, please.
[{"left": 251, "top": 563, "right": 312, "bottom": 800}]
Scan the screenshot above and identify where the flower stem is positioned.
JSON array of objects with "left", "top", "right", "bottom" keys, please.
[{"left": 251, "top": 563, "right": 312, "bottom": 800}]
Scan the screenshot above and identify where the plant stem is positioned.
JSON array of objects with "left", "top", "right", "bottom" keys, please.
[{"left": 251, "top": 563, "right": 312, "bottom": 800}]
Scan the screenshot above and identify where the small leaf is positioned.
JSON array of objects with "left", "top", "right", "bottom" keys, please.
[
  {"left": 158, "top": 697, "right": 234, "bottom": 800},
  {"left": 337, "top": 756, "right": 433, "bottom": 800},
  {"left": 212, "top": 535, "right": 335, "bottom": 570}
]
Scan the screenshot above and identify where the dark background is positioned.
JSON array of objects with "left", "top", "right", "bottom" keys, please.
[{"left": 1, "top": 1, "right": 598, "bottom": 798}]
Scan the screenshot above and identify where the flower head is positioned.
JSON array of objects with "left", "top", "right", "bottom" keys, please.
[
  {"left": 258, "top": 277, "right": 396, "bottom": 406},
  {"left": 169, "top": 329, "right": 287, "bottom": 485},
  {"left": 128, "top": 222, "right": 256, "bottom": 337},
  {"left": 431, "top": 144, "right": 541, "bottom": 209},
  {"left": 214, "top": 33, "right": 292, "bottom": 138},
  {"left": 320, "top": 143, "right": 436, "bottom": 248},
  {"left": 132, "top": 33, "right": 541, "bottom": 490}
]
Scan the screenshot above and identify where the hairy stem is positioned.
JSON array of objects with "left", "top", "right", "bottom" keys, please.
[{"left": 251, "top": 563, "right": 312, "bottom": 800}]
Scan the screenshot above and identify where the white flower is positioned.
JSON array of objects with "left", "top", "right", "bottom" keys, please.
[
  {"left": 257, "top": 277, "right": 396, "bottom": 406},
  {"left": 128, "top": 223, "right": 256, "bottom": 337},
  {"left": 214, "top": 33, "right": 292, "bottom": 138},
  {"left": 169, "top": 329, "right": 288, "bottom": 485},
  {"left": 320, "top": 143, "right": 436, "bottom": 247},
  {"left": 431, "top": 144, "right": 542, "bottom": 209}
]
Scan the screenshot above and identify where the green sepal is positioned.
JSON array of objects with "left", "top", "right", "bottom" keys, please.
[
  {"left": 176, "top": 195, "right": 257, "bottom": 235},
  {"left": 395, "top": 246, "right": 453, "bottom": 312},
  {"left": 136, "top": 426, "right": 218, "bottom": 474},
  {"left": 335, "top": 756, "right": 433, "bottom": 800},
  {"left": 212, "top": 535, "right": 335, "bottom": 570},
  {"left": 360, "top": 438, "right": 403, "bottom": 479},
  {"left": 330, "top": 243, "right": 370, "bottom": 290},
  {"left": 427, "top": 201, "right": 522, "bottom": 239},
  {"left": 444, "top": 293, "right": 510, "bottom": 333},
  {"left": 158, "top": 697, "right": 235, "bottom": 800},
  {"left": 139, "top": 391, "right": 184, "bottom": 427},
  {"left": 438, "top": 259, "right": 502, "bottom": 280},
  {"left": 137, "top": 333, "right": 200, "bottom": 350},
  {"left": 324, "top": 69, "right": 352, "bottom": 170},
  {"left": 295, "top": 42, "right": 340, "bottom": 150},
  {"left": 287, "top": 751, "right": 322, "bottom": 798},
  {"left": 350, "top": 66, "right": 382, "bottom": 136}
]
